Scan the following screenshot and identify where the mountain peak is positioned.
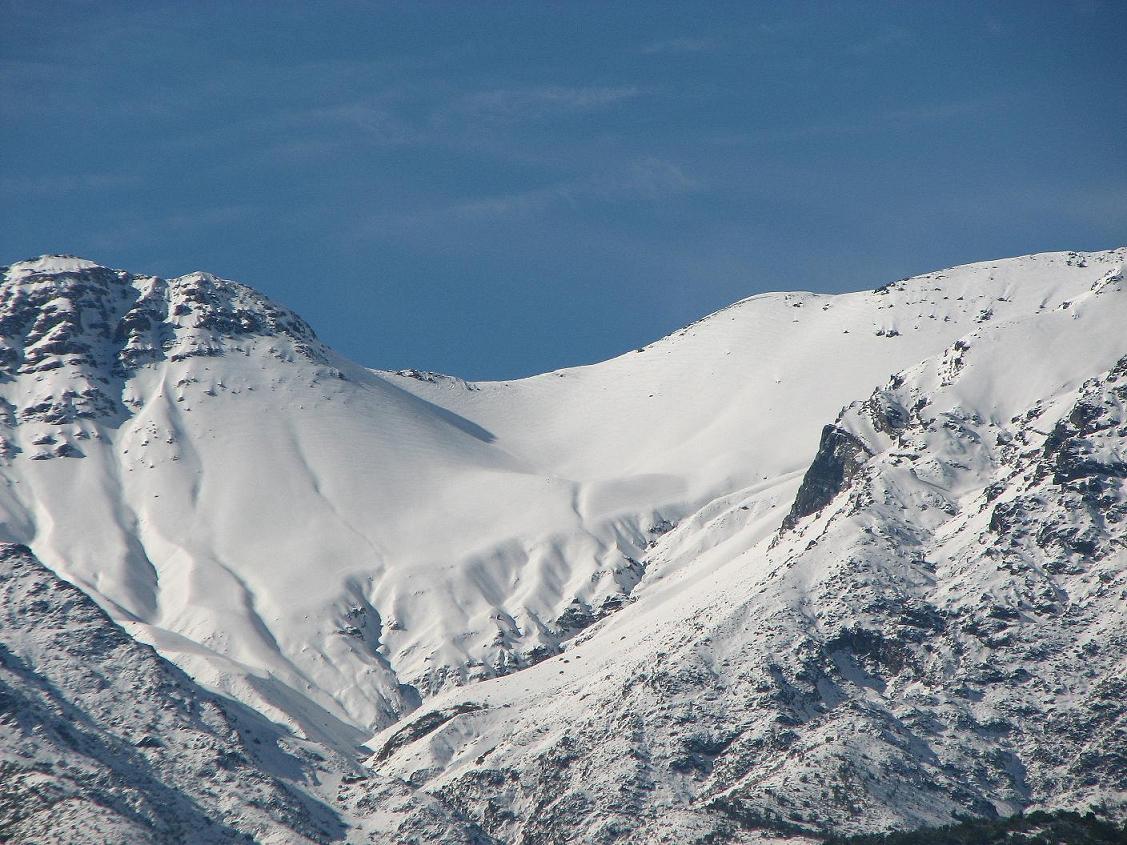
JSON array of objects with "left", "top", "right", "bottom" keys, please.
[
  {"left": 5, "top": 254, "right": 107, "bottom": 275},
  {"left": 0, "top": 258, "right": 329, "bottom": 437}
]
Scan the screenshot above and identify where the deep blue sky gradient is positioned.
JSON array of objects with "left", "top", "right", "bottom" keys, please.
[{"left": 3, "top": 1, "right": 1125, "bottom": 378}]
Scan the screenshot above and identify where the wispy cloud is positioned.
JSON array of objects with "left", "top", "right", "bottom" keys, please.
[
  {"left": 175, "top": 82, "right": 643, "bottom": 165},
  {"left": 285, "top": 101, "right": 417, "bottom": 145},
  {"left": 639, "top": 37, "right": 718, "bottom": 55},
  {"left": 712, "top": 98, "right": 1000, "bottom": 145},
  {"left": 846, "top": 25, "right": 913, "bottom": 56},
  {"left": 87, "top": 205, "right": 262, "bottom": 251},
  {"left": 447, "top": 85, "right": 642, "bottom": 123},
  {"left": 453, "top": 158, "right": 698, "bottom": 221},
  {"left": 360, "top": 158, "right": 701, "bottom": 239},
  {"left": 0, "top": 171, "right": 143, "bottom": 197},
  {"left": 958, "top": 181, "right": 1127, "bottom": 231}
]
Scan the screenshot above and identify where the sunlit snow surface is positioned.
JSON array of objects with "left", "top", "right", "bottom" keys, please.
[{"left": 0, "top": 249, "right": 1123, "bottom": 842}]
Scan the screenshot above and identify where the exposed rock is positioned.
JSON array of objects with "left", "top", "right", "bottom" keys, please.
[
  {"left": 373, "top": 703, "right": 486, "bottom": 764},
  {"left": 782, "top": 425, "right": 872, "bottom": 529}
]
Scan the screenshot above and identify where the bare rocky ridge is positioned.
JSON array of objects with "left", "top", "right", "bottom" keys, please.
[{"left": 0, "top": 256, "right": 327, "bottom": 446}]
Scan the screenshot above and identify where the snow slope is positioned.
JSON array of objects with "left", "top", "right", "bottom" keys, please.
[
  {"left": 356, "top": 253, "right": 1127, "bottom": 842},
  {"left": 0, "top": 248, "right": 1123, "bottom": 842},
  {"left": 0, "top": 543, "right": 347, "bottom": 844}
]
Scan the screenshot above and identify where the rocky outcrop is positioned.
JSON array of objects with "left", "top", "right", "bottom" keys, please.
[
  {"left": 782, "top": 424, "right": 872, "bottom": 529},
  {"left": 0, "top": 257, "right": 330, "bottom": 438}
]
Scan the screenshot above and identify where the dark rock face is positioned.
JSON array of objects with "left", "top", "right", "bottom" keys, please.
[
  {"left": 782, "top": 425, "right": 872, "bottom": 529},
  {"left": 0, "top": 264, "right": 129, "bottom": 425},
  {"left": 164, "top": 271, "right": 323, "bottom": 363},
  {"left": 1041, "top": 365, "right": 1127, "bottom": 487},
  {"left": 823, "top": 809, "right": 1127, "bottom": 845}
]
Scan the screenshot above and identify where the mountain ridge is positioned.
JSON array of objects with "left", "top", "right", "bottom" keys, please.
[{"left": 0, "top": 247, "right": 1124, "bottom": 842}]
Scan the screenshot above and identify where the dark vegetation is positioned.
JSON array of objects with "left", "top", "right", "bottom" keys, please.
[{"left": 823, "top": 810, "right": 1127, "bottom": 845}]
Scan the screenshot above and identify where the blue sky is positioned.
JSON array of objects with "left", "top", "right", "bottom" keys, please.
[{"left": 3, "top": 1, "right": 1125, "bottom": 379}]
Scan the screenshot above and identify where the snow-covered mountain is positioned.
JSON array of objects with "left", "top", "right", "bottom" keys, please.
[
  {"left": 0, "top": 248, "right": 1123, "bottom": 843},
  {"left": 0, "top": 543, "right": 349, "bottom": 844}
]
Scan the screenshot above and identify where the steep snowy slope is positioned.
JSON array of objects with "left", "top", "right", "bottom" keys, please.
[
  {"left": 0, "top": 249, "right": 1121, "bottom": 759},
  {"left": 0, "top": 543, "right": 347, "bottom": 845},
  {"left": 354, "top": 257, "right": 1127, "bottom": 842}
]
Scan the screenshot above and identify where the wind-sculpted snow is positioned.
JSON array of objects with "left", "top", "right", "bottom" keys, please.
[{"left": 0, "top": 248, "right": 1124, "bottom": 842}]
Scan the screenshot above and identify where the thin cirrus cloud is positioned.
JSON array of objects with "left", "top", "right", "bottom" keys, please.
[
  {"left": 449, "top": 85, "right": 642, "bottom": 123},
  {"left": 451, "top": 158, "right": 699, "bottom": 220},
  {"left": 361, "top": 157, "right": 701, "bottom": 239},
  {"left": 710, "top": 97, "right": 1001, "bottom": 146},
  {"left": 846, "top": 25, "right": 914, "bottom": 56},
  {"left": 0, "top": 171, "right": 144, "bottom": 198},
  {"left": 315, "top": 84, "right": 643, "bottom": 140},
  {"left": 88, "top": 204, "right": 263, "bottom": 252},
  {"left": 638, "top": 37, "right": 720, "bottom": 55},
  {"left": 213, "top": 83, "right": 644, "bottom": 164}
]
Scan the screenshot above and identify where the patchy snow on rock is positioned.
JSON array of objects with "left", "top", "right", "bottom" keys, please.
[{"left": 0, "top": 543, "right": 349, "bottom": 844}]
